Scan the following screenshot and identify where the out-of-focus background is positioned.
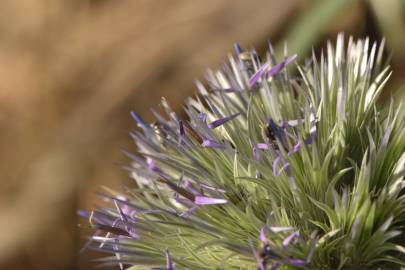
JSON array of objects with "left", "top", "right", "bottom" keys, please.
[{"left": 0, "top": 1, "right": 404, "bottom": 269}]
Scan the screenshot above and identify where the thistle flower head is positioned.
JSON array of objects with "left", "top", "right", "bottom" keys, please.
[{"left": 80, "top": 34, "right": 405, "bottom": 269}]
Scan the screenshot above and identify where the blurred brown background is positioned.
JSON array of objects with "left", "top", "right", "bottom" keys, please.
[{"left": 0, "top": 1, "right": 404, "bottom": 269}]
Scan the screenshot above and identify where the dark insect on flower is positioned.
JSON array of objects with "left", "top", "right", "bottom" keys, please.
[{"left": 261, "top": 119, "right": 288, "bottom": 151}]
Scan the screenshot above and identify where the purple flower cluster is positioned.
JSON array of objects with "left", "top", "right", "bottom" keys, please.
[{"left": 79, "top": 42, "right": 319, "bottom": 270}]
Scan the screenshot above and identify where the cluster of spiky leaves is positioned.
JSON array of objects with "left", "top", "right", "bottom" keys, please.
[{"left": 80, "top": 35, "right": 405, "bottom": 270}]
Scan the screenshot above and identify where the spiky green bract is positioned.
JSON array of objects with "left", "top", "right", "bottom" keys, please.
[{"left": 82, "top": 35, "right": 405, "bottom": 270}]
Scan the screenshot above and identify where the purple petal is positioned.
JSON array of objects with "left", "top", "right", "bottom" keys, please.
[
  {"left": 260, "top": 226, "right": 269, "bottom": 243},
  {"left": 234, "top": 43, "right": 243, "bottom": 55},
  {"left": 282, "top": 232, "right": 299, "bottom": 247},
  {"left": 267, "top": 54, "right": 297, "bottom": 78},
  {"left": 194, "top": 196, "right": 227, "bottom": 205},
  {"left": 202, "top": 139, "right": 226, "bottom": 149},
  {"left": 77, "top": 210, "right": 90, "bottom": 219},
  {"left": 253, "top": 143, "right": 269, "bottom": 160},
  {"left": 256, "top": 143, "right": 269, "bottom": 150},
  {"left": 130, "top": 111, "right": 143, "bottom": 125},
  {"left": 208, "top": 113, "right": 240, "bottom": 129},
  {"left": 288, "top": 142, "right": 302, "bottom": 156},
  {"left": 249, "top": 62, "right": 270, "bottom": 87},
  {"left": 130, "top": 111, "right": 149, "bottom": 131}
]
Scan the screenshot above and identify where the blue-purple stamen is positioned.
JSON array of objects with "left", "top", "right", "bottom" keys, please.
[
  {"left": 266, "top": 54, "right": 297, "bottom": 78},
  {"left": 248, "top": 62, "right": 270, "bottom": 88},
  {"left": 282, "top": 231, "right": 299, "bottom": 247},
  {"left": 207, "top": 113, "right": 240, "bottom": 129},
  {"left": 130, "top": 111, "right": 150, "bottom": 132},
  {"left": 267, "top": 54, "right": 297, "bottom": 78},
  {"left": 248, "top": 54, "right": 297, "bottom": 88},
  {"left": 234, "top": 43, "right": 243, "bottom": 55}
]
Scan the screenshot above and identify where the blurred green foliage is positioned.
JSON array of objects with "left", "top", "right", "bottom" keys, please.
[{"left": 275, "top": 0, "right": 405, "bottom": 102}]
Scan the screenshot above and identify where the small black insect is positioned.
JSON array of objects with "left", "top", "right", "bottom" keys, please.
[{"left": 261, "top": 119, "right": 288, "bottom": 150}]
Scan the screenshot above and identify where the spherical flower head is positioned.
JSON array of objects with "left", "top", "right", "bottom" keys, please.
[{"left": 79, "top": 34, "right": 405, "bottom": 270}]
